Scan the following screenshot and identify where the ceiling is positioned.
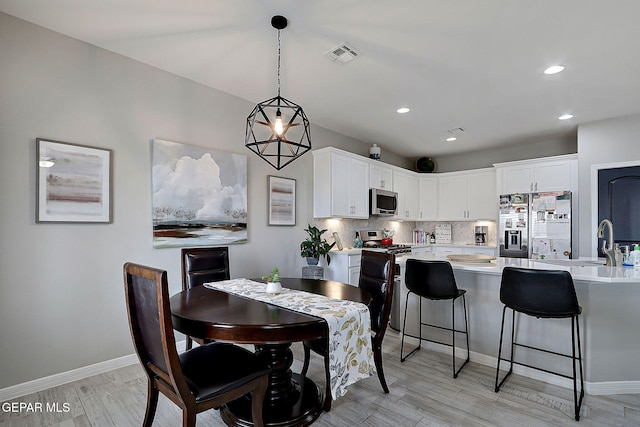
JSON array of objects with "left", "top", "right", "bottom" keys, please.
[{"left": 3, "top": 0, "right": 640, "bottom": 158}]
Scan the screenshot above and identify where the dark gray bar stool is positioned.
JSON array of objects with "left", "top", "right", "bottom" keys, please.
[
  {"left": 400, "top": 259, "right": 469, "bottom": 378},
  {"left": 495, "top": 267, "right": 584, "bottom": 421}
]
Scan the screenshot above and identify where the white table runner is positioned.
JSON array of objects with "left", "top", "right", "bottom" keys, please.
[{"left": 204, "top": 278, "right": 376, "bottom": 399}]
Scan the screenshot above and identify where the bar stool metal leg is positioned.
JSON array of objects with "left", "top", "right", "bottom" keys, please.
[
  {"left": 401, "top": 291, "right": 422, "bottom": 362},
  {"left": 494, "top": 306, "right": 515, "bottom": 392},
  {"left": 452, "top": 294, "right": 470, "bottom": 378},
  {"left": 573, "top": 315, "right": 585, "bottom": 421}
]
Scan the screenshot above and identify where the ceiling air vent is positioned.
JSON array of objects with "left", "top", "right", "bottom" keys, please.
[{"left": 324, "top": 42, "right": 361, "bottom": 64}]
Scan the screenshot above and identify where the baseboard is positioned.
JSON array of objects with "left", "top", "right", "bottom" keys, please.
[
  {"left": 411, "top": 339, "right": 640, "bottom": 396},
  {"left": 0, "top": 340, "right": 186, "bottom": 402},
  {"left": 4, "top": 338, "right": 640, "bottom": 403}
]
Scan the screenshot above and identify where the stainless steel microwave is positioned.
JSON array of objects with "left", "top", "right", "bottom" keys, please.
[{"left": 369, "top": 188, "right": 398, "bottom": 216}]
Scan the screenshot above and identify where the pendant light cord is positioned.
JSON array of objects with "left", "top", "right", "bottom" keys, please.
[{"left": 277, "top": 29, "right": 281, "bottom": 97}]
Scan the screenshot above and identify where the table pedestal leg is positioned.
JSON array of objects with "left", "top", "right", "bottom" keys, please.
[{"left": 221, "top": 343, "right": 323, "bottom": 427}]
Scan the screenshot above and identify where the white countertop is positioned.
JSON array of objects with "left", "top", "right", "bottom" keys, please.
[
  {"left": 395, "top": 253, "right": 640, "bottom": 283},
  {"left": 331, "top": 243, "right": 497, "bottom": 255}
]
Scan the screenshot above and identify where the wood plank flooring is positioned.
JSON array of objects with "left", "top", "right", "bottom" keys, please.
[{"left": 2, "top": 330, "right": 640, "bottom": 426}]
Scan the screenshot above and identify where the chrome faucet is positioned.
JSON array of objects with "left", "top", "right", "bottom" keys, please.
[{"left": 597, "top": 219, "right": 616, "bottom": 267}]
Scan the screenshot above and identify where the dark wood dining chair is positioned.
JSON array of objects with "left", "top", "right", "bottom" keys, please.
[
  {"left": 301, "top": 250, "right": 396, "bottom": 411},
  {"left": 181, "top": 247, "right": 230, "bottom": 350},
  {"left": 124, "top": 262, "right": 269, "bottom": 427}
]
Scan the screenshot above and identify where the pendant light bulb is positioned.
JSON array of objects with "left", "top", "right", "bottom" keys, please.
[{"left": 274, "top": 109, "right": 284, "bottom": 136}]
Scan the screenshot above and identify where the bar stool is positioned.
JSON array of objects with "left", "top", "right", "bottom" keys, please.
[
  {"left": 400, "top": 259, "right": 469, "bottom": 378},
  {"left": 494, "top": 267, "right": 584, "bottom": 421}
]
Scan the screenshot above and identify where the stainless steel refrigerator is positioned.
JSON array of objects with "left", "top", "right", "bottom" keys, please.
[{"left": 499, "top": 191, "right": 572, "bottom": 259}]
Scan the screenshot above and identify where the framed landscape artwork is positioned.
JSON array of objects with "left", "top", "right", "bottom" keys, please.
[
  {"left": 151, "top": 139, "right": 248, "bottom": 248},
  {"left": 268, "top": 176, "right": 296, "bottom": 226},
  {"left": 36, "top": 138, "right": 112, "bottom": 223}
]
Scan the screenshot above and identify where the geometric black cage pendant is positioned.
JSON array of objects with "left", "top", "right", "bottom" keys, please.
[{"left": 244, "top": 16, "right": 312, "bottom": 170}]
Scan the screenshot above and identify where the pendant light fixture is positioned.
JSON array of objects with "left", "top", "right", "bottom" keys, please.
[{"left": 245, "top": 15, "right": 311, "bottom": 170}]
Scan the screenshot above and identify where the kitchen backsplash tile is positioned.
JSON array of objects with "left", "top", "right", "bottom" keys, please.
[
  {"left": 315, "top": 218, "right": 496, "bottom": 248},
  {"left": 416, "top": 221, "right": 497, "bottom": 246}
]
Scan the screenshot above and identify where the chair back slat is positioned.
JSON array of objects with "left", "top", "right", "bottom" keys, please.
[
  {"left": 182, "top": 247, "right": 230, "bottom": 290},
  {"left": 358, "top": 250, "right": 395, "bottom": 334},
  {"left": 124, "top": 263, "right": 190, "bottom": 396}
]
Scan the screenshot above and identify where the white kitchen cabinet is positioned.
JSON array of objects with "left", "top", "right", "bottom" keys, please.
[
  {"left": 418, "top": 176, "right": 438, "bottom": 220},
  {"left": 370, "top": 162, "right": 393, "bottom": 190},
  {"left": 393, "top": 170, "right": 420, "bottom": 220},
  {"left": 437, "top": 168, "right": 496, "bottom": 220},
  {"left": 326, "top": 251, "right": 360, "bottom": 286},
  {"left": 466, "top": 169, "right": 497, "bottom": 219},
  {"left": 462, "top": 246, "right": 497, "bottom": 256},
  {"left": 411, "top": 245, "right": 432, "bottom": 256},
  {"left": 438, "top": 174, "right": 468, "bottom": 220},
  {"left": 431, "top": 245, "right": 497, "bottom": 257},
  {"left": 431, "top": 246, "right": 459, "bottom": 256},
  {"left": 313, "top": 148, "right": 370, "bottom": 219},
  {"left": 495, "top": 155, "right": 578, "bottom": 194}
]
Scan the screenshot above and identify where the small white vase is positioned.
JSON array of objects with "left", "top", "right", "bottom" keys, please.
[{"left": 266, "top": 282, "right": 282, "bottom": 294}]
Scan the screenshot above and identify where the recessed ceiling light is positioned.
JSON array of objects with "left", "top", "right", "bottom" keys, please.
[
  {"left": 544, "top": 65, "right": 565, "bottom": 75},
  {"left": 445, "top": 137, "right": 457, "bottom": 142},
  {"left": 558, "top": 114, "right": 574, "bottom": 120},
  {"left": 397, "top": 107, "right": 410, "bottom": 114}
]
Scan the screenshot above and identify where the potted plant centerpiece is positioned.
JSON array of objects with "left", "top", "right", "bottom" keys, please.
[
  {"left": 300, "top": 224, "right": 335, "bottom": 266},
  {"left": 262, "top": 267, "right": 282, "bottom": 294}
]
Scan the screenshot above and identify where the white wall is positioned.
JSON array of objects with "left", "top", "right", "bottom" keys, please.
[
  {"left": 577, "top": 113, "right": 640, "bottom": 257},
  {"left": 0, "top": 12, "right": 413, "bottom": 390},
  {"left": 434, "top": 131, "right": 576, "bottom": 172}
]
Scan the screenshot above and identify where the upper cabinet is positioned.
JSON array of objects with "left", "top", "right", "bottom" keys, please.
[
  {"left": 494, "top": 154, "right": 578, "bottom": 194},
  {"left": 370, "top": 163, "right": 393, "bottom": 190},
  {"left": 437, "top": 168, "right": 496, "bottom": 220},
  {"left": 418, "top": 176, "right": 438, "bottom": 221},
  {"left": 313, "top": 148, "right": 370, "bottom": 219},
  {"left": 393, "top": 170, "right": 419, "bottom": 220}
]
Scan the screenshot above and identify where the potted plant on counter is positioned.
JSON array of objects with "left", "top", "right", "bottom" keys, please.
[{"left": 300, "top": 224, "right": 335, "bottom": 266}]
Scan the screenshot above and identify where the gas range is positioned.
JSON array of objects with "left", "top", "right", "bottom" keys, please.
[
  {"left": 363, "top": 243, "right": 413, "bottom": 255},
  {"left": 359, "top": 230, "right": 412, "bottom": 255}
]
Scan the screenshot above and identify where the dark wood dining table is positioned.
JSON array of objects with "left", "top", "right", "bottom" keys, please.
[{"left": 169, "top": 277, "right": 372, "bottom": 427}]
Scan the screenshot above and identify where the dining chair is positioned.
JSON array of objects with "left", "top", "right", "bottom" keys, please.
[
  {"left": 181, "top": 247, "right": 230, "bottom": 350},
  {"left": 400, "top": 259, "right": 470, "bottom": 378},
  {"left": 494, "top": 267, "right": 584, "bottom": 421},
  {"left": 123, "top": 262, "right": 269, "bottom": 427},
  {"left": 301, "top": 250, "right": 396, "bottom": 411}
]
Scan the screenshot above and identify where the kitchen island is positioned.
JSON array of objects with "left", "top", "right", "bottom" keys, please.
[{"left": 393, "top": 253, "right": 640, "bottom": 395}]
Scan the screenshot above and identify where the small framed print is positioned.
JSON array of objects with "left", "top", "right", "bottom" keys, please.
[
  {"left": 36, "top": 138, "right": 112, "bottom": 223},
  {"left": 268, "top": 176, "right": 296, "bottom": 226}
]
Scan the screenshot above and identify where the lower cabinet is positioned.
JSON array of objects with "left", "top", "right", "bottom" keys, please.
[
  {"left": 326, "top": 251, "right": 361, "bottom": 286},
  {"left": 431, "top": 245, "right": 497, "bottom": 257}
]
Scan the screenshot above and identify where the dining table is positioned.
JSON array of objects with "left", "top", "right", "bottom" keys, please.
[{"left": 169, "top": 277, "right": 372, "bottom": 427}]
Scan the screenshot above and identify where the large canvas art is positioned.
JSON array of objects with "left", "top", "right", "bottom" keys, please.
[{"left": 151, "top": 139, "right": 247, "bottom": 248}]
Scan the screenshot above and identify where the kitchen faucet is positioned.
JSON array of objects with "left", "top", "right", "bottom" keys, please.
[{"left": 597, "top": 219, "right": 616, "bottom": 267}]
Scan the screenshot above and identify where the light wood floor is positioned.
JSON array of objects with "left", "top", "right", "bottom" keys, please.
[{"left": 3, "top": 330, "right": 640, "bottom": 426}]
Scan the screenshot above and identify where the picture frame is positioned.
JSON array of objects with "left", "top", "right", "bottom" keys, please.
[
  {"left": 151, "top": 139, "right": 247, "bottom": 248},
  {"left": 36, "top": 138, "right": 112, "bottom": 223},
  {"left": 268, "top": 176, "right": 296, "bottom": 226}
]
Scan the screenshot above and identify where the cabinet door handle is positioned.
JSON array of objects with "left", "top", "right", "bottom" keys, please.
[
  {"left": 530, "top": 182, "right": 533, "bottom": 192},
  {"left": 381, "top": 179, "right": 385, "bottom": 188},
  {"left": 534, "top": 182, "right": 538, "bottom": 191}
]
